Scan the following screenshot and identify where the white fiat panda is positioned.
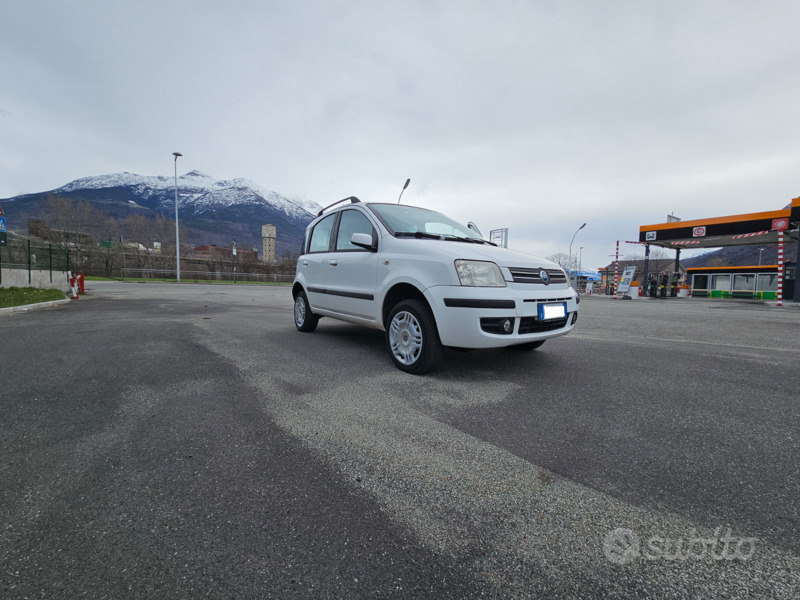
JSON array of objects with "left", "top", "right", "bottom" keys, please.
[{"left": 292, "top": 197, "right": 579, "bottom": 374}]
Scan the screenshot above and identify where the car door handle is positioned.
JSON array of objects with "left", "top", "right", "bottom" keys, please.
[
  {"left": 329, "top": 259, "right": 338, "bottom": 267},
  {"left": 302, "top": 260, "right": 308, "bottom": 266}
]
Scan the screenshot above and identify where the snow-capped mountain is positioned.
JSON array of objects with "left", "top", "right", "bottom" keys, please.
[
  {"left": 54, "top": 170, "right": 321, "bottom": 221},
  {"left": 0, "top": 171, "right": 323, "bottom": 254}
]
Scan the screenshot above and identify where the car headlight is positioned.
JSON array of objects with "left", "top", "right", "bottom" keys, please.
[{"left": 455, "top": 260, "right": 506, "bottom": 287}]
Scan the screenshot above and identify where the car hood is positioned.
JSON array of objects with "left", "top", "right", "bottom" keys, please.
[{"left": 427, "top": 241, "right": 562, "bottom": 271}]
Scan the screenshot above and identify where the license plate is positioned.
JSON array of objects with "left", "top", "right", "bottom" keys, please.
[{"left": 539, "top": 302, "right": 566, "bottom": 320}]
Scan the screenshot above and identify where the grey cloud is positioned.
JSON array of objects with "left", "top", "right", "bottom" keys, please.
[{"left": 1, "top": 0, "right": 799, "bottom": 270}]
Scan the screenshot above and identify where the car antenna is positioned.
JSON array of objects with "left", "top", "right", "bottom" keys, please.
[{"left": 397, "top": 178, "right": 410, "bottom": 204}]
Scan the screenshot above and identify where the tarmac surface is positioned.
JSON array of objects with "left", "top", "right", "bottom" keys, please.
[{"left": 1, "top": 282, "right": 798, "bottom": 599}]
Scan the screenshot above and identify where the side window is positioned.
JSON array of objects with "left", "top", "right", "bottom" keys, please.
[
  {"left": 308, "top": 214, "right": 336, "bottom": 253},
  {"left": 335, "top": 210, "right": 375, "bottom": 251}
]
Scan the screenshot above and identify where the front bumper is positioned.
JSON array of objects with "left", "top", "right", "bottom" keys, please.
[{"left": 424, "top": 284, "right": 579, "bottom": 349}]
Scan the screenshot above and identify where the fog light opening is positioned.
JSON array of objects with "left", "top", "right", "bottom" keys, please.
[{"left": 480, "top": 317, "right": 516, "bottom": 335}]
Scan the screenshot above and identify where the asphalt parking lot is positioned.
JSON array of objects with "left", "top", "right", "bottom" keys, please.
[{"left": 1, "top": 282, "right": 798, "bottom": 599}]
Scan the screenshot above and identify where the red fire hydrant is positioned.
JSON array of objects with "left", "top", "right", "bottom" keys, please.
[{"left": 77, "top": 273, "right": 85, "bottom": 294}]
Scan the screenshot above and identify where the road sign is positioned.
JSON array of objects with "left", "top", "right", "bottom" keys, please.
[
  {"left": 489, "top": 228, "right": 508, "bottom": 248},
  {"left": 692, "top": 226, "right": 706, "bottom": 237},
  {"left": 617, "top": 266, "right": 637, "bottom": 294},
  {"left": 772, "top": 218, "right": 789, "bottom": 231},
  {"left": 0, "top": 205, "right": 4, "bottom": 215},
  {"left": 0, "top": 216, "right": 6, "bottom": 232}
]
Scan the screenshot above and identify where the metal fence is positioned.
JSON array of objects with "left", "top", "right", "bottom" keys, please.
[
  {"left": 0, "top": 239, "right": 70, "bottom": 283},
  {"left": 0, "top": 237, "right": 296, "bottom": 284},
  {"left": 120, "top": 268, "right": 294, "bottom": 284}
]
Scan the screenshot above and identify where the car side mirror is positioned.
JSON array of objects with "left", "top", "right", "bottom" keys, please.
[
  {"left": 350, "top": 232, "right": 377, "bottom": 251},
  {"left": 467, "top": 221, "right": 483, "bottom": 237}
]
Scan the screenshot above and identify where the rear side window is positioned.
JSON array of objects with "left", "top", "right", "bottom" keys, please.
[
  {"left": 336, "top": 210, "right": 375, "bottom": 251},
  {"left": 308, "top": 214, "right": 336, "bottom": 253}
]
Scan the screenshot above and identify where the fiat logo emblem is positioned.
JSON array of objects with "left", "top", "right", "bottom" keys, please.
[{"left": 540, "top": 270, "right": 550, "bottom": 284}]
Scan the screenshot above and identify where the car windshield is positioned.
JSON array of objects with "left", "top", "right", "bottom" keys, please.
[{"left": 367, "top": 203, "right": 484, "bottom": 241}]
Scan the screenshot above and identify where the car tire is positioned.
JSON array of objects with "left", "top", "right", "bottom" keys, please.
[
  {"left": 294, "top": 290, "right": 319, "bottom": 332},
  {"left": 508, "top": 340, "right": 546, "bottom": 351},
  {"left": 386, "top": 299, "right": 443, "bottom": 374}
]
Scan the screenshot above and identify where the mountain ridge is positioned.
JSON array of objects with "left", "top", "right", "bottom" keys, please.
[{"left": 0, "top": 172, "right": 322, "bottom": 255}]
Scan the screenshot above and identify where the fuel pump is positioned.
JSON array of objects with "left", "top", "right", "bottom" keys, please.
[
  {"left": 670, "top": 272, "right": 680, "bottom": 297},
  {"left": 648, "top": 273, "right": 659, "bottom": 298},
  {"left": 658, "top": 274, "right": 668, "bottom": 297}
]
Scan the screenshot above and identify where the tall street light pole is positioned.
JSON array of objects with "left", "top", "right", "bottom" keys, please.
[
  {"left": 173, "top": 152, "right": 182, "bottom": 281},
  {"left": 568, "top": 222, "right": 586, "bottom": 282}
]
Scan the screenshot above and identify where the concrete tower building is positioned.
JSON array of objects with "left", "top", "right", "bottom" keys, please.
[{"left": 262, "top": 224, "right": 276, "bottom": 263}]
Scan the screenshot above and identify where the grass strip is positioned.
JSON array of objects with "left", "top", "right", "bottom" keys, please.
[{"left": 0, "top": 287, "right": 67, "bottom": 308}]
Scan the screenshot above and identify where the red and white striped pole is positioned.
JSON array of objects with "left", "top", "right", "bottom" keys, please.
[
  {"left": 777, "top": 230, "right": 784, "bottom": 306},
  {"left": 613, "top": 241, "right": 619, "bottom": 300}
]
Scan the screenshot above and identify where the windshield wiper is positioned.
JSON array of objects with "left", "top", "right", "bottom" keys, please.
[
  {"left": 394, "top": 231, "right": 494, "bottom": 245},
  {"left": 442, "top": 235, "right": 489, "bottom": 244},
  {"left": 394, "top": 231, "right": 443, "bottom": 240}
]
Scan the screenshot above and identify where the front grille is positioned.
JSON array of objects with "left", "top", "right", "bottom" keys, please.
[
  {"left": 508, "top": 268, "right": 567, "bottom": 285},
  {"left": 518, "top": 316, "right": 568, "bottom": 334}
]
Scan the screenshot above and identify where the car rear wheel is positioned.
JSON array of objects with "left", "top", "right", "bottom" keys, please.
[
  {"left": 294, "top": 291, "right": 319, "bottom": 332},
  {"left": 386, "top": 299, "right": 443, "bottom": 374}
]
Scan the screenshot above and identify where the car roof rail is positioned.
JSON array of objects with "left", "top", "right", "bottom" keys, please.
[{"left": 317, "top": 196, "right": 361, "bottom": 217}]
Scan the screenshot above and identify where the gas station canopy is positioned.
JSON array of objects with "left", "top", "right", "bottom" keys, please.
[{"left": 638, "top": 198, "right": 800, "bottom": 249}]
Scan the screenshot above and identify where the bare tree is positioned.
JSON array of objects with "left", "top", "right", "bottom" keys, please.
[
  {"left": 624, "top": 246, "right": 670, "bottom": 262},
  {"left": 546, "top": 252, "right": 575, "bottom": 271},
  {"left": 153, "top": 213, "right": 176, "bottom": 252},
  {"left": 103, "top": 217, "right": 122, "bottom": 243},
  {"left": 123, "top": 215, "right": 152, "bottom": 246},
  {"left": 276, "top": 250, "right": 299, "bottom": 274},
  {"left": 42, "top": 195, "right": 104, "bottom": 270}
]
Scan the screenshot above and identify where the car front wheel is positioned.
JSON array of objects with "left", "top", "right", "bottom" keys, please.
[
  {"left": 386, "top": 299, "right": 443, "bottom": 374},
  {"left": 294, "top": 291, "right": 319, "bottom": 332}
]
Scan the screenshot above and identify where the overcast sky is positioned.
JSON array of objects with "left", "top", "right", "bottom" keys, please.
[{"left": 2, "top": 1, "right": 799, "bottom": 269}]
